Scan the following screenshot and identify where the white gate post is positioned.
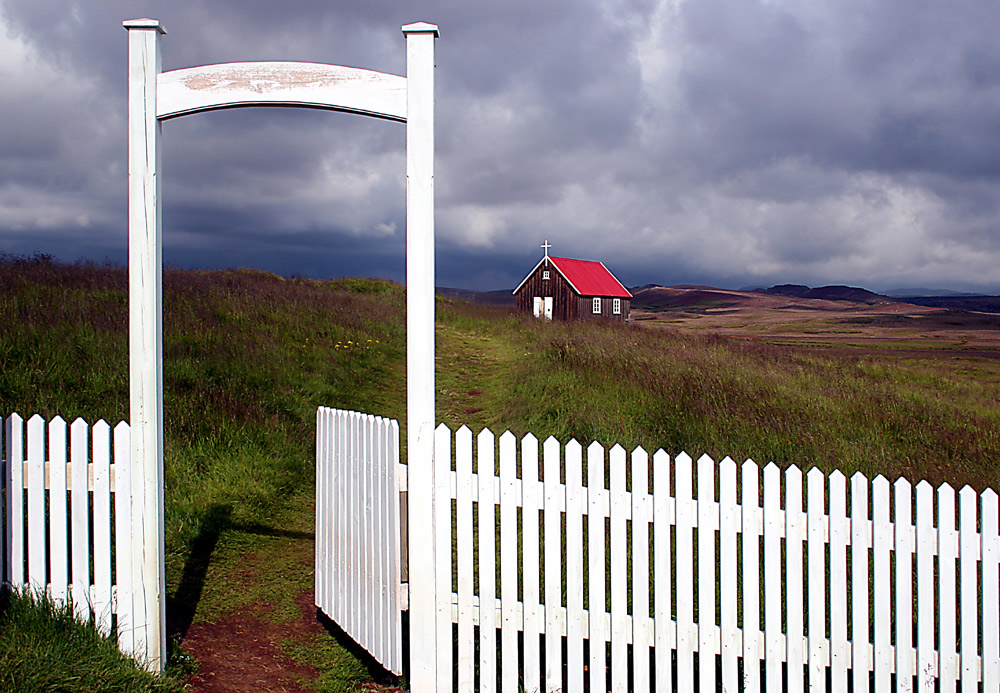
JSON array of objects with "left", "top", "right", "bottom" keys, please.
[
  {"left": 402, "top": 22, "right": 440, "bottom": 693},
  {"left": 124, "top": 18, "right": 167, "bottom": 672}
]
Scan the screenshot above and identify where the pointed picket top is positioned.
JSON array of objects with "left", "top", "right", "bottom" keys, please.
[
  {"left": 435, "top": 422, "right": 451, "bottom": 435},
  {"left": 676, "top": 451, "right": 693, "bottom": 467},
  {"left": 742, "top": 458, "right": 759, "bottom": 472},
  {"left": 477, "top": 427, "right": 495, "bottom": 445},
  {"left": 499, "top": 430, "right": 517, "bottom": 446},
  {"left": 28, "top": 413, "right": 45, "bottom": 427},
  {"left": 763, "top": 461, "right": 780, "bottom": 476},
  {"left": 71, "top": 416, "right": 89, "bottom": 429},
  {"left": 894, "top": 476, "right": 912, "bottom": 493},
  {"left": 959, "top": 484, "right": 977, "bottom": 509},
  {"left": 851, "top": 470, "right": 869, "bottom": 486},
  {"left": 456, "top": 424, "right": 472, "bottom": 437},
  {"left": 653, "top": 448, "right": 669, "bottom": 466},
  {"left": 696, "top": 452, "right": 714, "bottom": 467},
  {"left": 50, "top": 414, "right": 66, "bottom": 427},
  {"left": 456, "top": 425, "right": 472, "bottom": 448},
  {"left": 984, "top": 487, "right": 999, "bottom": 504},
  {"left": 565, "top": 438, "right": 582, "bottom": 456},
  {"left": 522, "top": 432, "right": 538, "bottom": 447},
  {"left": 587, "top": 440, "right": 605, "bottom": 456},
  {"left": 544, "top": 435, "right": 560, "bottom": 447},
  {"left": 829, "top": 468, "right": 846, "bottom": 485},
  {"left": 938, "top": 482, "right": 955, "bottom": 499},
  {"left": 610, "top": 443, "right": 627, "bottom": 458}
]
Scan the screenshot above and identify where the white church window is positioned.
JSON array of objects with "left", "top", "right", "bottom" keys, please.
[
  {"left": 593, "top": 297, "right": 601, "bottom": 314},
  {"left": 542, "top": 270, "right": 550, "bottom": 280},
  {"left": 613, "top": 298, "right": 621, "bottom": 314}
]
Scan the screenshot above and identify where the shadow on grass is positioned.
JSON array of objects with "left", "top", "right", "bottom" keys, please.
[
  {"left": 166, "top": 504, "right": 232, "bottom": 642},
  {"left": 166, "top": 505, "right": 317, "bottom": 644},
  {"left": 316, "top": 606, "right": 406, "bottom": 690}
]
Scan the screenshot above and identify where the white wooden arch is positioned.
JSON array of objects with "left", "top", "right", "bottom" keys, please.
[{"left": 124, "top": 19, "right": 441, "bottom": 688}]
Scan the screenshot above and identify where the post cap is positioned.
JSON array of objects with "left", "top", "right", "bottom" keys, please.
[
  {"left": 123, "top": 18, "right": 166, "bottom": 34},
  {"left": 402, "top": 22, "right": 439, "bottom": 37}
]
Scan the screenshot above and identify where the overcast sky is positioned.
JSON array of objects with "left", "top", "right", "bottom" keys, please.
[{"left": 1, "top": 1, "right": 998, "bottom": 293}]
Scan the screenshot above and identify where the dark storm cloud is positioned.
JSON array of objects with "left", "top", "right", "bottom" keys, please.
[{"left": 1, "top": 0, "right": 999, "bottom": 293}]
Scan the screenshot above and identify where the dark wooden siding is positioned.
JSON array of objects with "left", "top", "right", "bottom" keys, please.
[
  {"left": 577, "top": 295, "right": 630, "bottom": 321},
  {"left": 514, "top": 259, "right": 578, "bottom": 320}
]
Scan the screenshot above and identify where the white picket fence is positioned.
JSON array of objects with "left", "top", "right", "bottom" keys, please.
[
  {"left": 316, "top": 407, "right": 1000, "bottom": 691},
  {"left": 315, "top": 406, "right": 404, "bottom": 675},
  {"left": 1, "top": 413, "right": 153, "bottom": 662}
]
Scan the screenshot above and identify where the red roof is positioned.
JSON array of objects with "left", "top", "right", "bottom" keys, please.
[{"left": 514, "top": 256, "right": 632, "bottom": 298}]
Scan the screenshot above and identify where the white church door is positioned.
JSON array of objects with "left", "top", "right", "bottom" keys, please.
[
  {"left": 533, "top": 296, "right": 542, "bottom": 317},
  {"left": 544, "top": 296, "right": 553, "bottom": 320}
]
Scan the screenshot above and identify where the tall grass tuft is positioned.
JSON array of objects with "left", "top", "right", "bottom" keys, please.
[{"left": 0, "top": 588, "right": 182, "bottom": 692}]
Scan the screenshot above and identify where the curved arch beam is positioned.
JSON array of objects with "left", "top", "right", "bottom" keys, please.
[{"left": 156, "top": 62, "right": 407, "bottom": 122}]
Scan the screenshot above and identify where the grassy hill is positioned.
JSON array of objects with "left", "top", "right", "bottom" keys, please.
[{"left": 3, "top": 254, "right": 1000, "bottom": 687}]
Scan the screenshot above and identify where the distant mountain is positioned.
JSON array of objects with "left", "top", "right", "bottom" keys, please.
[
  {"left": 759, "top": 284, "right": 890, "bottom": 305},
  {"left": 893, "top": 295, "right": 1000, "bottom": 313},
  {"left": 885, "top": 288, "right": 981, "bottom": 297}
]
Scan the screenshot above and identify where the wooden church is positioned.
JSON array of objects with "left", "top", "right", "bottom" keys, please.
[{"left": 513, "top": 242, "right": 632, "bottom": 321}]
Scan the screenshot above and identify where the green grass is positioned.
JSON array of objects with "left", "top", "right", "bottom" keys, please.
[{"left": 0, "top": 588, "right": 185, "bottom": 692}]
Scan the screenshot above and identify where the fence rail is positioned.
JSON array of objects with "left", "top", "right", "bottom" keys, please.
[{"left": 2, "top": 413, "right": 151, "bottom": 663}]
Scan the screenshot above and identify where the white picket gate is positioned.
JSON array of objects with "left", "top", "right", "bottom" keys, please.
[
  {"left": 315, "top": 408, "right": 1000, "bottom": 691},
  {"left": 1, "top": 413, "right": 153, "bottom": 662},
  {"left": 315, "top": 406, "right": 405, "bottom": 675}
]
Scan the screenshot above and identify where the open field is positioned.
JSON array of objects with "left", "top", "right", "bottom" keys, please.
[{"left": 3, "top": 256, "right": 999, "bottom": 689}]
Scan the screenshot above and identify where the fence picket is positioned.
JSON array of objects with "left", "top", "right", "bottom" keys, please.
[
  {"left": 829, "top": 471, "right": 849, "bottom": 690},
  {"left": 873, "top": 476, "right": 891, "bottom": 692},
  {"left": 456, "top": 426, "right": 475, "bottom": 691},
  {"left": 959, "top": 486, "right": 978, "bottom": 691},
  {"left": 433, "top": 424, "right": 453, "bottom": 693},
  {"left": 500, "top": 431, "right": 519, "bottom": 693},
  {"left": 564, "top": 440, "right": 585, "bottom": 693},
  {"left": 631, "top": 447, "right": 650, "bottom": 693},
  {"left": 92, "top": 420, "right": 113, "bottom": 634},
  {"left": 477, "top": 428, "right": 498, "bottom": 692},
  {"left": 786, "top": 466, "right": 804, "bottom": 693},
  {"left": 115, "top": 421, "right": 136, "bottom": 657},
  {"left": 982, "top": 489, "right": 999, "bottom": 692},
  {"left": 388, "top": 418, "right": 402, "bottom": 674},
  {"left": 894, "top": 478, "right": 914, "bottom": 693},
  {"left": 807, "top": 468, "right": 826, "bottom": 693},
  {"left": 609, "top": 445, "right": 628, "bottom": 693},
  {"left": 6, "top": 413, "right": 25, "bottom": 587},
  {"left": 543, "top": 436, "right": 564, "bottom": 692},
  {"left": 521, "top": 434, "right": 542, "bottom": 693},
  {"left": 26, "top": 416, "right": 45, "bottom": 593},
  {"left": 938, "top": 484, "right": 958, "bottom": 688},
  {"left": 675, "top": 452, "right": 695, "bottom": 690},
  {"left": 763, "top": 462, "right": 782, "bottom": 693},
  {"left": 719, "top": 458, "right": 738, "bottom": 693},
  {"left": 315, "top": 408, "right": 326, "bottom": 615},
  {"left": 697, "top": 454, "right": 717, "bottom": 693},
  {"left": 653, "top": 450, "right": 673, "bottom": 693},
  {"left": 851, "top": 472, "right": 871, "bottom": 693},
  {"left": 70, "top": 419, "right": 92, "bottom": 618},
  {"left": 587, "top": 441, "right": 607, "bottom": 693},
  {"left": 48, "top": 417, "right": 69, "bottom": 606},
  {"left": 742, "top": 459, "right": 761, "bottom": 693},
  {"left": 915, "top": 481, "right": 935, "bottom": 690}
]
